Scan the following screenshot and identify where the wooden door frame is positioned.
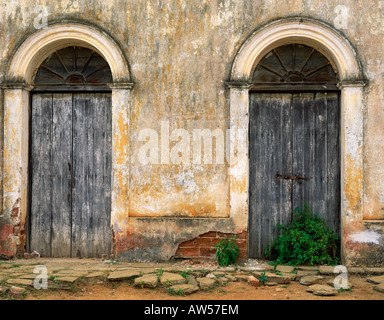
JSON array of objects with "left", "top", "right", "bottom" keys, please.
[
  {"left": 1, "top": 22, "right": 134, "bottom": 258},
  {"left": 226, "top": 17, "right": 366, "bottom": 265},
  {"left": 247, "top": 90, "right": 341, "bottom": 259}
]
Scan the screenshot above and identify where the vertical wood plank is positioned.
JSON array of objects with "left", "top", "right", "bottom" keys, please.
[
  {"left": 30, "top": 94, "right": 53, "bottom": 257},
  {"left": 51, "top": 93, "right": 72, "bottom": 257},
  {"left": 92, "top": 93, "right": 112, "bottom": 257},
  {"left": 72, "top": 94, "right": 93, "bottom": 257},
  {"left": 71, "top": 93, "right": 112, "bottom": 258},
  {"left": 249, "top": 93, "right": 292, "bottom": 259}
]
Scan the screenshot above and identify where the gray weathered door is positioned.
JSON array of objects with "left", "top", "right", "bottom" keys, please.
[
  {"left": 248, "top": 92, "right": 340, "bottom": 259},
  {"left": 30, "top": 93, "right": 112, "bottom": 258}
]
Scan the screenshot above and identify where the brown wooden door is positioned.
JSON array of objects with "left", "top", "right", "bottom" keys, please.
[
  {"left": 30, "top": 93, "right": 112, "bottom": 258},
  {"left": 248, "top": 92, "right": 340, "bottom": 259}
]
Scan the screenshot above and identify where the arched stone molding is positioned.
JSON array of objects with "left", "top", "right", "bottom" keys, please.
[
  {"left": 1, "top": 22, "right": 134, "bottom": 257},
  {"left": 6, "top": 22, "right": 130, "bottom": 84},
  {"left": 227, "top": 17, "right": 366, "bottom": 265}
]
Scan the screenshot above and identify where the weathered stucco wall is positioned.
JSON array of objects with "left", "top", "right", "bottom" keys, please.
[{"left": 0, "top": 0, "right": 383, "bottom": 264}]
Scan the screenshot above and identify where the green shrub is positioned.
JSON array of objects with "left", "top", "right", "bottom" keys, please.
[
  {"left": 264, "top": 204, "right": 339, "bottom": 266},
  {"left": 215, "top": 236, "right": 240, "bottom": 266}
]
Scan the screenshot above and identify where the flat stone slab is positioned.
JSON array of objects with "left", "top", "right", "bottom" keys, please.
[
  {"left": 300, "top": 275, "right": 324, "bottom": 286},
  {"left": 307, "top": 284, "right": 338, "bottom": 296},
  {"left": 365, "top": 267, "right": 384, "bottom": 275},
  {"left": 234, "top": 274, "right": 249, "bottom": 282},
  {"left": 366, "top": 275, "right": 384, "bottom": 284},
  {"left": 134, "top": 275, "right": 158, "bottom": 288},
  {"left": 86, "top": 272, "right": 105, "bottom": 278},
  {"left": 296, "top": 270, "right": 319, "bottom": 279},
  {"left": 19, "top": 274, "right": 40, "bottom": 279},
  {"left": 262, "top": 272, "right": 291, "bottom": 284},
  {"left": 297, "top": 266, "right": 319, "bottom": 271},
  {"left": 327, "top": 280, "right": 353, "bottom": 290},
  {"left": 160, "top": 272, "right": 187, "bottom": 286},
  {"left": 55, "top": 276, "right": 79, "bottom": 283},
  {"left": 276, "top": 265, "right": 295, "bottom": 273},
  {"left": 169, "top": 284, "right": 199, "bottom": 295},
  {"left": 282, "top": 272, "right": 296, "bottom": 281},
  {"left": 347, "top": 267, "right": 365, "bottom": 274},
  {"left": 55, "top": 270, "right": 88, "bottom": 277},
  {"left": 9, "top": 286, "right": 27, "bottom": 296},
  {"left": 212, "top": 271, "right": 227, "bottom": 278},
  {"left": 373, "top": 283, "right": 384, "bottom": 293},
  {"left": 107, "top": 270, "right": 141, "bottom": 281},
  {"left": 7, "top": 278, "right": 34, "bottom": 286},
  {"left": 197, "top": 277, "right": 216, "bottom": 290},
  {"left": 319, "top": 266, "right": 336, "bottom": 275}
]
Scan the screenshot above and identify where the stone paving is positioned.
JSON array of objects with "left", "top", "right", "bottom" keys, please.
[{"left": 1, "top": 258, "right": 384, "bottom": 298}]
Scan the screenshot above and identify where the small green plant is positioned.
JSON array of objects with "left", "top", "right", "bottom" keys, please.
[
  {"left": 338, "top": 288, "right": 353, "bottom": 294},
  {"left": 214, "top": 236, "right": 240, "bottom": 267},
  {"left": 265, "top": 204, "right": 339, "bottom": 266},
  {"left": 257, "top": 272, "right": 268, "bottom": 285},
  {"left": 139, "top": 281, "right": 145, "bottom": 289},
  {"left": 180, "top": 270, "right": 190, "bottom": 281},
  {"left": 156, "top": 268, "right": 164, "bottom": 282},
  {"left": 167, "top": 287, "right": 185, "bottom": 296}
]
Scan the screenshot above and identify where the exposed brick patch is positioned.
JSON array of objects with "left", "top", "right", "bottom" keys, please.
[{"left": 174, "top": 230, "right": 247, "bottom": 261}]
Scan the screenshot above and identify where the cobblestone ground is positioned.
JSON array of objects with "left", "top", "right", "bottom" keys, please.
[{"left": 0, "top": 258, "right": 384, "bottom": 300}]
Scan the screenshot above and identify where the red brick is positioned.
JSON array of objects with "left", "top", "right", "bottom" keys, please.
[
  {"left": 235, "top": 239, "right": 247, "bottom": 250},
  {"left": 174, "top": 248, "right": 183, "bottom": 257},
  {"left": 199, "top": 247, "right": 216, "bottom": 257},
  {"left": 178, "top": 239, "right": 196, "bottom": 248},
  {"left": 238, "top": 249, "right": 247, "bottom": 260},
  {"left": 200, "top": 231, "right": 218, "bottom": 238},
  {"left": 217, "top": 232, "right": 235, "bottom": 238},
  {"left": 194, "top": 237, "right": 212, "bottom": 248},
  {"left": 180, "top": 247, "right": 199, "bottom": 258},
  {"left": 235, "top": 231, "right": 247, "bottom": 240}
]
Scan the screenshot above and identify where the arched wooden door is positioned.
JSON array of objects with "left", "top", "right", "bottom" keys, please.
[
  {"left": 248, "top": 44, "right": 341, "bottom": 259},
  {"left": 29, "top": 47, "right": 113, "bottom": 258}
]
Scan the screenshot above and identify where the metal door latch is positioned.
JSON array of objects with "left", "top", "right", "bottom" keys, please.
[{"left": 275, "top": 173, "right": 308, "bottom": 184}]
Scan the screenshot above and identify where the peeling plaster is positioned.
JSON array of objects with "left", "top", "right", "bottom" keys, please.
[{"left": 350, "top": 230, "right": 382, "bottom": 245}]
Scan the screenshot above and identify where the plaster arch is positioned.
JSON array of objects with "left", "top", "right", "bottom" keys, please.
[
  {"left": 230, "top": 17, "right": 363, "bottom": 83},
  {"left": 6, "top": 22, "right": 131, "bottom": 84}
]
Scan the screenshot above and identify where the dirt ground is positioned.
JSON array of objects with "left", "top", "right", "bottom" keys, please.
[{"left": 24, "top": 274, "right": 384, "bottom": 300}]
